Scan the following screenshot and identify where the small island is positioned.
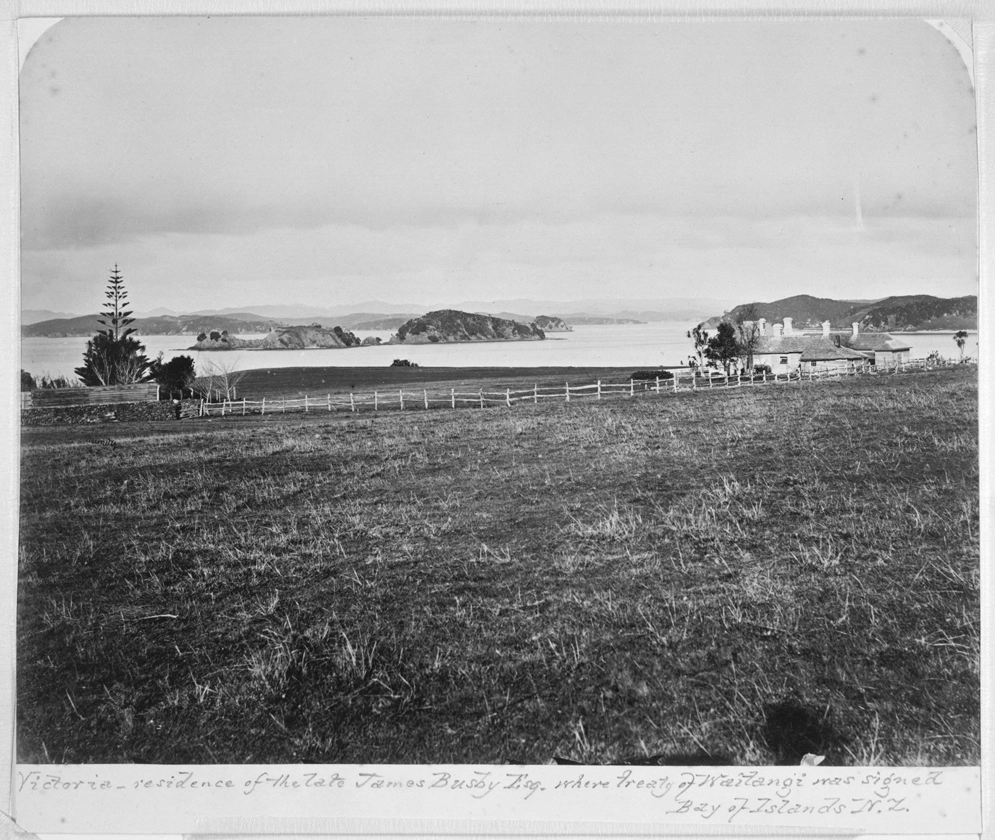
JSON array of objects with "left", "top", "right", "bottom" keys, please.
[
  {"left": 389, "top": 310, "right": 546, "bottom": 344},
  {"left": 189, "top": 325, "right": 361, "bottom": 350},
  {"left": 531, "top": 315, "right": 572, "bottom": 332}
]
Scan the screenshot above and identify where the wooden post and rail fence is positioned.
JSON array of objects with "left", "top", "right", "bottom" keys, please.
[
  {"left": 184, "top": 355, "right": 963, "bottom": 419},
  {"left": 17, "top": 356, "right": 965, "bottom": 418}
]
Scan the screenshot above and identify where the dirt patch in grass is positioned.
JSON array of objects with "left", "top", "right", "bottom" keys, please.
[{"left": 17, "top": 367, "right": 979, "bottom": 764}]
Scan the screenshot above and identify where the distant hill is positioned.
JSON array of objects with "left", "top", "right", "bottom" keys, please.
[
  {"left": 703, "top": 295, "right": 870, "bottom": 329},
  {"left": 566, "top": 316, "right": 644, "bottom": 325},
  {"left": 389, "top": 310, "right": 545, "bottom": 344},
  {"left": 847, "top": 295, "right": 977, "bottom": 331},
  {"left": 346, "top": 314, "right": 424, "bottom": 330},
  {"left": 453, "top": 297, "right": 733, "bottom": 319},
  {"left": 193, "top": 302, "right": 427, "bottom": 320},
  {"left": 23, "top": 313, "right": 282, "bottom": 338},
  {"left": 479, "top": 311, "right": 536, "bottom": 324},
  {"left": 21, "top": 309, "right": 79, "bottom": 325},
  {"left": 704, "top": 294, "right": 977, "bottom": 331}
]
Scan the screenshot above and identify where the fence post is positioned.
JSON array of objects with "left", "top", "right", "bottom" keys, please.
[
  {"left": 399, "top": 390, "right": 404, "bottom": 411},
  {"left": 673, "top": 373, "right": 678, "bottom": 393},
  {"left": 534, "top": 384, "right": 538, "bottom": 405},
  {"left": 424, "top": 389, "right": 429, "bottom": 410},
  {"left": 350, "top": 392, "right": 356, "bottom": 413},
  {"left": 282, "top": 398, "right": 286, "bottom": 413},
  {"left": 762, "top": 370, "right": 767, "bottom": 384},
  {"left": 305, "top": 395, "right": 309, "bottom": 413},
  {"left": 565, "top": 382, "right": 570, "bottom": 402},
  {"left": 374, "top": 390, "right": 379, "bottom": 411},
  {"left": 630, "top": 379, "right": 634, "bottom": 397},
  {"left": 328, "top": 394, "right": 331, "bottom": 412},
  {"left": 261, "top": 397, "right": 265, "bottom": 416},
  {"left": 242, "top": 397, "right": 246, "bottom": 415},
  {"left": 452, "top": 388, "right": 456, "bottom": 409},
  {"left": 655, "top": 376, "right": 660, "bottom": 394},
  {"left": 478, "top": 389, "right": 483, "bottom": 409},
  {"left": 597, "top": 380, "right": 602, "bottom": 400},
  {"left": 506, "top": 388, "right": 511, "bottom": 407}
]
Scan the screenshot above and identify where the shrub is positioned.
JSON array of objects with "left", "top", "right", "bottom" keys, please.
[
  {"left": 630, "top": 369, "right": 673, "bottom": 381},
  {"left": 150, "top": 355, "right": 197, "bottom": 400}
]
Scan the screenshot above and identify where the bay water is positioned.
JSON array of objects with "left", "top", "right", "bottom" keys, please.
[{"left": 20, "top": 323, "right": 979, "bottom": 382}]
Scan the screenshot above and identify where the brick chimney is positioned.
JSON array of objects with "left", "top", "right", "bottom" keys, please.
[
  {"left": 822, "top": 321, "right": 831, "bottom": 337},
  {"left": 758, "top": 318, "right": 767, "bottom": 336},
  {"left": 783, "top": 317, "right": 793, "bottom": 335},
  {"left": 852, "top": 322, "right": 859, "bottom": 338}
]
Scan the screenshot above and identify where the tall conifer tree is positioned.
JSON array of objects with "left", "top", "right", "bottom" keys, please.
[
  {"left": 98, "top": 264, "right": 136, "bottom": 342},
  {"left": 75, "top": 266, "right": 152, "bottom": 386}
]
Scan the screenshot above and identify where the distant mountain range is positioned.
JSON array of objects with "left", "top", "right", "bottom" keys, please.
[
  {"left": 703, "top": 294, "right": 978, "bottom": 331},
  {"left": 22, "top": 296, "right": 731, "bottom": 336},
  {"left": 21, "top": 313, "right": 282, "bottom": 338},
  {"left": 567, "top": 316, "right": 644, "bottom": 325},
  {"left": 23, "top": 294, "right": 974, "bottom": 338}
]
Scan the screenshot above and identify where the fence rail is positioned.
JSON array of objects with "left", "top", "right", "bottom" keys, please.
[
  {"left": 23, "top": 383, "right": 160, "bottom": 408},
  {"left": 191, "top": 356, "right": 967, "bottom": 419}
]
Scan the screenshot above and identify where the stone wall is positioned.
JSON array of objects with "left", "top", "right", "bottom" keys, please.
[{"left": 21, "top": 401, "right": 183, "bottom": 426}]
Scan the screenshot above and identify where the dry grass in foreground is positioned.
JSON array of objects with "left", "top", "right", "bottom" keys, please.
[{"left": 17, "top": 367, "right": 979, "bottom": 765}]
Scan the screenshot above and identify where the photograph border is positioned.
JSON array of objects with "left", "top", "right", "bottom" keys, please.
[{"left": 1, "top": 1, "right": 990, "bottom": 837}]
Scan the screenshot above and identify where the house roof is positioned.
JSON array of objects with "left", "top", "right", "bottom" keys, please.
[
  {"left": 754, "top": 336, "right": 814, "bottom": 354},
  {"left": 844, "top": 333, "right": 911, "bottom": 352},
  {"left": 754, "top": 336, "right": 867, "bottom": 361},
  {"left": 800, "top": 341, "right": 868, "bottom": 362}
]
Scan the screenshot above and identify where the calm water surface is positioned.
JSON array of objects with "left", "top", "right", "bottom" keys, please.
[{"left": 20, "top": 323, "right": 979, "bottom": 381}]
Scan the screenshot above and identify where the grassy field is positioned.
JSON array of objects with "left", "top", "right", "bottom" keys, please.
[
  {"left": 233, "top": 364, "right": 669, "bottom": 400},
  {"left": 17, "top": 366, "right": 979, "bottom": 765}
]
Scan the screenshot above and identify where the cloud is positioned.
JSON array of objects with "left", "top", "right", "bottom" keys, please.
[
  {"left": 20, "top": 211, "right": 977, "bottom": 315},
  {"left": 18, "top": 18, "right": 978, "bottom": 308}
]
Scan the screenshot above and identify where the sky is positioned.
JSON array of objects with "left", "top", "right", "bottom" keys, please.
[{"left": 18, "top": 17, "right": 978, "bottom": 315}]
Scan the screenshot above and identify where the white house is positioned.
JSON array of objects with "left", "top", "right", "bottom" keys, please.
[{"left": 748, "top": 320, "right": 895, "bottom": 373}]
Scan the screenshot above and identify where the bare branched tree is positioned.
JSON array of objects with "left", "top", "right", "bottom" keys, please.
[
  {"left": 687, "top": 324, "right": 710, "bottom": 370},
  {"left": 733, "top": 304, "right": 762, "bottom": 372},
  {"left": 195, "top": 358, "right": 247, "bottom": 401}
]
